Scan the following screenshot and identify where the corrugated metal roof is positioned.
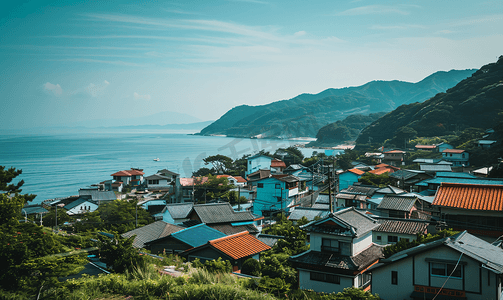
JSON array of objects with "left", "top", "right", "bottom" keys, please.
[
  {"left": 420, "top": 164, "right": 452, "bottom": 172},
  {"left": 342, "top": 185, "right": 378, "bottom": 196},
  {"left": 348, "top": 168, "right": 365, "bottom": 176},
  {"left": 288, "top": 207, "right": 330, "bottom": 221},
  {"left": 432, "top": 183, "right": 503, "bottom": 211},
  {"left": 417, "top": 177, "right": 503, "bottom": 186},
  {"left": 377, "top": 195, "right": 417, "bottom": 212},
  {"left": 442, "top": 149, "right": 466, "bottom": 153},
  {"left": 210, "top": 231, "right": 271, "bottom": 260},
  {"left": 171, "top": 223, "right": 226, "bottom": 248}
]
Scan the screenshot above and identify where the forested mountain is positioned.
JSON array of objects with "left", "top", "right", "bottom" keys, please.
[
  {"left": 355, "top": 56, "right": 503, "bottom": 146},
  {"left": 198, "top": 69, "right": 476, "bottom": 138}
]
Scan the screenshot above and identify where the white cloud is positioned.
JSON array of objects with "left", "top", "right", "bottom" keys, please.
[
  {"left": 43, "top": 82, "right": 63, "bottom": 96},
  {"left": 338, "top": 5, "right": 410, "bottom": 16},
  {"left": 86, "top": 80, "right": 110, "bottom": 97},
  {"left": 294, "top": 31, "right": 306, "bottom": 37},
  {"left": 134, "top": 92, "right": 151, "bottom": 100}
]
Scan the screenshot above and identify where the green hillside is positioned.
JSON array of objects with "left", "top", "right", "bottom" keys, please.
[
  {"left": 356, "top": 56, "right": 503, "bottom": 146},
  {"left": 199, "top": 69, "right": 476, "bottom": 138}
]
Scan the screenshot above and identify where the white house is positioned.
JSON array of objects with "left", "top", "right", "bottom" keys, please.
[
  {"left": 289, "top": 207, "right": 383, "bottom": 293},
  {"left": 246, "top": 154, "right": 273, "bottom": 177},
  {"left": 111, "top": 168, "right": 145, "bottom": 186},
  {"left": 65, "top": 198, "right": 99, "bottom": 216},
  {"left": 370, "top": 231, "right": 503, "bottom": 300}
]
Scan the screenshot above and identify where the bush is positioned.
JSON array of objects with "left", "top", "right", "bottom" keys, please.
[{"left": 241, "top": 258, "right": 261, "bottom": 277}]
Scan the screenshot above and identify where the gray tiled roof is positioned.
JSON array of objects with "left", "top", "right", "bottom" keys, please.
[
  {"left": 145, "top": 174, "right": 171, "bottom": 180},
  {"left": 335, "top": 193, "right": 367, "bottom": 201},
  {"left": 209, "top": 223, "right": 259, "bottom": 235},
  {"left": 79, "top": 190, "right": 116, "bottom": 201},
  {"left": 377, "top": 195, "right": 417, "bottom": 212},
  {"left": 374, "top": 219, "right": 428, "bottom": 234},
  {"left": 312, "top": 203, "right": 330, "bottom": 210},
  {"left": 389, "top": 170, "right": 423, "bottom": 180},
  {"left": 122, "top": 221, "right": 184, "bottom": 248},
  {"left": 65, "top": 198, "right": 97, "bottom": 210},
  {"left": 290, "top": 244, "right": 383, "bottom": 271},
  {"left": 288, "top": 207, "right": 330, "bottom": 221},
  {"left": 164, "top": 203, "right": 194, "bottom": 219},
  {"left": 341, "top": 185, "right": 378, "bottom": 196},
  {"left": 193, "top": 202, "right": 255, "bottom": 224},
  {"left": 334, "top": 207, "right": 379, "bottom": 235},
  {"left": 257, "top": 234, "right": 284, "bottom": 247}
]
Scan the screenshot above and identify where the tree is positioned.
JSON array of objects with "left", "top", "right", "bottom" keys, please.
[
  {"left": 194, "top": 175, "right": 234, "bottom": 202},
  {"left": 241, "top": 258, "right": 261, "bottom": 277},
  {"left": 358, "top": 172, "right": 392, "bottom": 187},
  {"left": 203, "top": 154, "right": 233, "bottom": 174},
  {"left": 0, "top": 166, "right": 36, "bottom": 225},
  {"left": 98, "top": 234, "right": 142, "bottom": 273},
  {"left": 192, "top": 167, "right": 213, "bottom": 177}
]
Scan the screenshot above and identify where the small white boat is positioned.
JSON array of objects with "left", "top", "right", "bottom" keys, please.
[{"left": 153, "top": 158, "right": 160, "bottom": 161}]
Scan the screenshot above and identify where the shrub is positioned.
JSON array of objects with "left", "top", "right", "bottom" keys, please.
[{"left": 241, "top": 258, "right": 261, "bottom": 277}]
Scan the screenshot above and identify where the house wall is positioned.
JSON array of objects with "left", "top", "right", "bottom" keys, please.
[
  {"left": 142, "top": 199, "right": 166, "bottom": 210},
  {"left": 253, "top": 177, "right": 285, "bottom": 216},
  {"left": 352, "top": 232, "right": 373, "bottom": 255},
  {"left": 372, "top": 245, "right": 497, "bottom": 300},
  {"left": 148, "top": 238, "right": 190, "bottom": 254},
  {"left": 247, "top": 156, "right": 272, "bottom": 176},
  {"left": 310, "top": 232, "right": 353, "bottom": 255},
  {"left": 298, "top": 269, "right": 355, "bottom": 294},
  {"left": 372, "top": 232, "right": 417, "bottom": 246},
  {"left": 147, "top": 179, "right": 170, "bottom": 189},
  {"left": 338, "top": 173, "right": 359, "bottom": 191}
]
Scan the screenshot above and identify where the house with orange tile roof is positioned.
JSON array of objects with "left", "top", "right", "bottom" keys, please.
[
  {"left": 441, "top": 149, "right": 469, "bottom": 167},
  {"left": 181, "top": 231, "right": 271, "bottom": 271},
  {"left": 111, "top": 168, "right": 145, "bottom": 186},
  {"left": 414, "top": 144, "right": 437, "bottom": 151},
  {"left": 432, "top": 182, "right": 503, "bottom": 237}
]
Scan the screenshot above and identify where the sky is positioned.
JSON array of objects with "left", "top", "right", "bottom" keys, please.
[{"left": 1, "top": 0, "right": 502, "bottom": 129}]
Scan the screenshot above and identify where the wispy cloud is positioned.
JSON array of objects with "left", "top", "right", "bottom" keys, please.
[
  {"left": 86, "top": 80, "right": 110, "bottom": 97},
  {"left": 51, "top": 58, "right": 149, "bottom": 67},
  {"left": 134, "top": 92, "right": 151, "bottom": 100},
  {"left": 370, "top": 24, "right": 426, "bottom": 30},
  {"left": 43, "top": 82, "right": 63, "bottom": 96},
  {"left": 448, "top": 13, "right": 503, "bottom": 26},
  {"left": 337, "top": 5, "right": 411, "bottom": 16}
]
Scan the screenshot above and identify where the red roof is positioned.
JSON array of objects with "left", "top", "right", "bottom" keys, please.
[
  {"left": 369, "top": 168, "right": 392, "bottom": 175},
  {"left": 111, "top": 169, "right": 145, "bottom": 177},
  {"left": 209, "top": 231, "right": 271, "bottom": 259},
  {"left": 432, "top": 183, "right": 503, "bottom": 211},
  {"left": 442, "top": 149, "right": 466, "bottom": 153},
  {"left": 216, "top": 175, "right": 230, "bottom": 178},
  {"left": 415, "top": 145, "right": 436, "bottom": 149},
  {"left": 234, "top": 176, "right": 247, "bottom": 183},
  {"left": 384, "top": 150, "right": 406, "bottom": 154},
  {"left": 348, "top": 168, "right": 365, "bottom": 176},
  {"left": 271, "top": 159, "right": 286, "bottom": 168},
  {"left": 374, "top": 163, "right": 400, "bottom": 170}
]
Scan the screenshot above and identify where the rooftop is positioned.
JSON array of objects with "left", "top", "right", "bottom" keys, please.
[
  {"left": 122, "top": 221, "right": 184, "bottom": 248},
  {"left": 432, "top": 183, "right": 503, "bottom": 211},
  {"left": 170, "top": 223, "right": 226, "bottom": 248},
  {"left": 209, "top": 231, "right": 271, "bottom": 260},
  {"left": 377, "top": 195, "right": 418, "bottom": 212}
]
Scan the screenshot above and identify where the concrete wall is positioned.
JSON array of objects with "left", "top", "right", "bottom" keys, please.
[{"left": 298, "top": 269, "right": 355, "bottom": 294}]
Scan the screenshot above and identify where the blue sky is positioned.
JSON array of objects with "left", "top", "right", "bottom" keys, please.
[{"left": 1, "top": 0, "right": 502, "bottom": 129}]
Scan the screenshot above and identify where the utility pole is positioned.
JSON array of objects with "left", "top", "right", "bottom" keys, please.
[
  {"left": 238, "top": 186, "right": 241, "bottom": 211},
  {"left": 328, "top": 168, "right": 332, "bottom": 213},
  {"left": 135, "top": 200, "right": 138, "bottom": 228}
]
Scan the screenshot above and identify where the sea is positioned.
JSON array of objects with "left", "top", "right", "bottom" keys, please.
[{"left": 0, "top": 130, "right": 338, "bottom": 204}]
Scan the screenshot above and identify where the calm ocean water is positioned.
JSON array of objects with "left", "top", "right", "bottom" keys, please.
[{"left": 0, "top": 131, "right": 322, "bottom": 203}]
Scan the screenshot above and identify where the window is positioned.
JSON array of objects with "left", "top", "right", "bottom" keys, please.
[
  {"left": 257, "top": 183, "right": 264, "bottom": 188},
  {"left": 275, "top": 183, "right": 281, "bottom": 189},
  {"left": 310, "top": 272, "right": 340, "bottom": 284},
  {"left": 376, "top": 236, "right": 382, "bottom": 241},
  {"left": 148, "top": 180, "right": 159, "bottom": 185},
  {"left": 431, "top": 263, "right": 462, "bottom": 278},
  {"left": 358, "top": 273, "right": 371, "bottom": 288},
  {"left": 322, "top": 239, "right": 340, "bottom": 253},
  {"left": 391, "top": 271, "right": 398, "bottom": 285},
  {"left": 388, "top": 235, "right": 398, "bottom": 243}
]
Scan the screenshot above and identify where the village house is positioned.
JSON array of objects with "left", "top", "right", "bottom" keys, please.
[
  {"left": 414, "top": 144, "right": 437, "bottom": 151},
  {"left": 289, "top": 207, "right": 383, "bottom": 293},
  {"left": 372, "top": 219, "right": 429, "bottom": 245},
  {"left": 251, "top": 174, "right": 308, "bottom": 216},
  {"left": 181, "top": 231, "right": 271, "bottom": 272},
  {"left": 160, "top": 202, "right": 194, "bottom": 224},
  {"left": 382, "top": 150, "right": 406, "bottom": 167},
  {"left": 376, "top": 195, "right": 420, "bottom": 219},
  {"left": 338, "top": 168, "right": 365, "bottom": 191},
  {"left": 432, "top": 182, "right": 503, "bottom": 237},
  {"left": 121, "top": 220, "right": 184, "bottom": 249},
  {"left": 370, "top": 231, "right": 503, "bottom": 300},
  {"left": 144, "top": 223, "right": 226, "bottom": 255},
  {"left": 111, "top": 168, "right": 145, "bottom": 187},
  {"left": 65, "top": 197, "right": 99, "bottom": 216},
  {"left": 442, "top": 149, "right": 469, "bottom": 167}
]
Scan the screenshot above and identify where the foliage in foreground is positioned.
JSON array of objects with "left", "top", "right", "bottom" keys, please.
[{"left": 383, "top": 229, "right": 460, "bottom": 258}]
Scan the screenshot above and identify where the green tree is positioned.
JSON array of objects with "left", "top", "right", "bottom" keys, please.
[
  {"left": 194, "top": 175, "right": 234, "bottom": 202},
  {"left": 203, "top": 154, "right": 234, "bottom": 174},
  {"left": 358, "top": 172, "right": 392, "bottom": 187},
  {"left": 241, "top": 257, "right": 261, "bottom": 277},
  {"left": 0, "top": 166, "right": 36, "bottom": 225},
  {"left": 98, "top": 233, "right": 142, "bottom": 273}
]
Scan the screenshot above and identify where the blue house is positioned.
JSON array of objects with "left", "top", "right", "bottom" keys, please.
[
  {"left": 252, "top": 175, "right": 307, "bottom": 216},
  {"left": 338, "top": 168, "right": 365, "bottom": 191},
  {"left": 246, "top": 154, "right": 273, "bottom": 177}
]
